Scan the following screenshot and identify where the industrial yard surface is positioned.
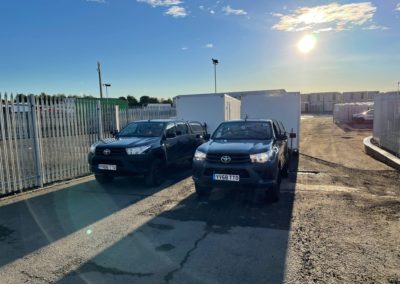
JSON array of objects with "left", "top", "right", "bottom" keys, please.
[{"left": 0, "top": 116, "right": 399, "bottom": 283}]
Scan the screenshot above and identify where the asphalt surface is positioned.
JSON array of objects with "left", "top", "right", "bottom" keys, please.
[{"left": 0, "top": 116, "right": 399, "bottom": 283}]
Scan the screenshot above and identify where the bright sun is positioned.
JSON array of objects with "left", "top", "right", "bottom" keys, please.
[{"left": 297, "top": 34, "right": 317, "bottom": 54}]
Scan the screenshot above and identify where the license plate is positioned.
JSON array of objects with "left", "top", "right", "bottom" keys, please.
[
  {"left": 213, "top": 174, "right": 240, "bottom": 182},
  {"left": 98, "top": 164, "right": 117, "bottom": 171}
]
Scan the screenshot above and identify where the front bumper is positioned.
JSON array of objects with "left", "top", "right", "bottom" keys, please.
[
  {"left": 192, "top": 159, "right": 278, "bottom": 189},
  {"left": 88, "top": 153, "right": 153, "bottom": 176}
]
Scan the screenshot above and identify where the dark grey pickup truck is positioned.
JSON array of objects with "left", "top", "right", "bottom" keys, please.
[
  {"left": 192, "top": 119, "right": 294, "bottom": 202},
  {"left": 88, "top": 119, "right": 207, "bottom": 186}
]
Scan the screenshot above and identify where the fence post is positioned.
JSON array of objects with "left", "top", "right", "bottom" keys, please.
[
  {"left": 97, "top": 100, "right": 103, "bottom": 140},
  {"left": 29, "top": 95, "right": 44, "bottom": 188},
  {"left": 114, "top": 105, "right": 120, "bottom": 131}
]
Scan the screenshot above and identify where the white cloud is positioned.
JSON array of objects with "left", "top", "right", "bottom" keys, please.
[
  {"left": 204, "top": 43, "right": 213, "bottom": 48},
  {"left": 165, "top": 5, "right": 187, "bottom": 18},
  {"left": 362, "top": 24, "right": 389, "bottom": 30},
  {"left": 271, "top": 12, "right": 283, "bottom": 17},
  {"left": 272, "top": 2, "right": 377, "bottom": 32},
  {"left": 199, "top": 5, "right": 204, "bottom": 10},
  {"left": 314, "top": 27, "right": 334, "bottom": 33},
  {"left": 181, "top": 46, "right": 188, "bottom": 50},
  {"left": 137, "top": 0, "right": 182, "bottom": 7},
  {"left": 396, "top": 3, "right": 400, "bottom": 11},
  {"left": 137, "top": 0, "right": 187, "bottom": 18},
  {"left": 222, "top": 5, "right": 247, "bottom": 16},
  {"left": 86, "top": 0, "right": 106, "bottom": 3},
  {"left": 210, "top": 10, "right": 215, "bottom": 14}
]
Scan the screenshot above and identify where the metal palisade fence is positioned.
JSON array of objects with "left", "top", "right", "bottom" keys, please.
[
  {"left": 373, "top": 92, "right": 400, "bottom": 156},
  {"left": 0, "top": 93, "right": 176, "bottom": 195},
  {"left": 119, "top": 108, "right": 177, "bottom": 129}
]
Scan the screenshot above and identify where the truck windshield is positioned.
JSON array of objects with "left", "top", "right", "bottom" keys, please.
[
  {"left": 118, "top": 122, "right": 165, "bottom": 138},
  {"left": 212, "top": 121, "right": 273, "bottom": 140}
]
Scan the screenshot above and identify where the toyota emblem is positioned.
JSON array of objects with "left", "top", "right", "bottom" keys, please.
[
  {"left": 220, "top": 155, "right": 231, "bottom": 164},
  {"left": 103, "top": 149, "right": 111, "bottom": 156}
]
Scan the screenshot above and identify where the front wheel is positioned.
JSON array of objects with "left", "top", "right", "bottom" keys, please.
[
  {"left": 145, "top": 159, "right": 164, "bottom": 187},
  {"left": 95, "top": 174, "right": 114, "bottom": 184},
  {"left": 195, "top": 183, "right": 212, "bottom": 196},
  {"left": 281, "top": 162, "right": 289, "bottom": 178},
  {"left": 267, "top": 172, "right": 281, "bottom": 202}
]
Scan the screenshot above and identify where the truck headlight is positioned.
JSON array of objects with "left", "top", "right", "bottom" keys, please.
[
  {"left": 90, "top": 144, "right": 97, "bottom": 154},
  {"left": 250, "top": 152, "right": 270, "bottom": 163},
  {"left": 126, "top": 146, "right": 151, "bottom": 155},
  {"left": 194, "top": 150, "right": 206, "bottom": 161}
]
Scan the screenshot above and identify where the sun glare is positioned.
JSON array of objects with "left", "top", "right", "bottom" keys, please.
[{"left": 297, "top": 34, "right": 317, "bottom": 54}]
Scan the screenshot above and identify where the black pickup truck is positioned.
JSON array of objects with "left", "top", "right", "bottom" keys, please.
[
  {"left": 88, "top": 120, "right": 207, "bottom": 186},
  {"left": 192, "top": 119, "right": 293, "bottom": 202}
]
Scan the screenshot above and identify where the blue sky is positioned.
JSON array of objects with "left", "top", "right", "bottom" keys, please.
[{"left": 0, "top": 0, "right": 399, "bottom": 98}]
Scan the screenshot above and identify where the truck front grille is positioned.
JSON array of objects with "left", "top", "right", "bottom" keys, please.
[
  {"left": 206, "top": 153, "right": 250, "bottom": 164},
  {"left": 95, "top": 147, "right": 126, "bottom": 156}
]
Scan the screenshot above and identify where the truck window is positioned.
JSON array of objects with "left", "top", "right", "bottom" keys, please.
[
  {"left": 165, "top": 123, "right": 177, "bottom": 137},
  {"left": 176, "top": 122, "right": 188, "bottom": 135},
  {"left": 189, "top": 122, "right": 204, "bottom": 134},
  {"left": 272, "top": 122, "right": 280, "bottom": 137},
  {"left": 278, "top": 121, "right": 286, "bottom": 134}
]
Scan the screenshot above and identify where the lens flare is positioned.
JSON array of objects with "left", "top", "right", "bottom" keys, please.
[{"left": 297, "top": 34, "right": 317, "bottom": 54}]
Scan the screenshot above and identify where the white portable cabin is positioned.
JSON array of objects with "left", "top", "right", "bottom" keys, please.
[
  {"left": 228, "top": 90, "right": 301, "bottom": 150},
  {"left": 175, "top": 94, "right": 241, "bottom": 134}
]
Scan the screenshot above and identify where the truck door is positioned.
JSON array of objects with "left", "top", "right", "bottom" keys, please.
[
  {"left": 164, "top": 123, "right": 179, "bottom": 163},
  {"left": 272, "top": 121, "right": 285, "bottom": 167},
  {"left": 175, "top": 122, "right": 192, "bottom": 159}
]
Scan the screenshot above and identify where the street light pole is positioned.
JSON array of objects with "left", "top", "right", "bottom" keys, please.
[
  {"left": 212, "top": 58, "right": 219, "bottom": 93},
  {"left": 97, "top": 62, "right": 103, "bottom": 99},
  {"left": 103, "top": 83, "right": 111, "bottom": 102}
]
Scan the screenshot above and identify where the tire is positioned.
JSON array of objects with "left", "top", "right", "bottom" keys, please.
[
  {"left": 95, "top": 174, "right": 114, "bottom": 184},
  {"left": 267, "top": 171, "right": 281, "bottom": 203},
  {"left": 145, "top": 159, "right": 164, "bottom": 187},
  {"left": 281, "top": 162, "right": 289, "bottom": 178},
  {"left": 194, "top": 183, "right": 212, "bottom": 196}
]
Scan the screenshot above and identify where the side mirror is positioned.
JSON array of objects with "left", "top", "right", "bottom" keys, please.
[
  {"left": 289, "top": 133, "right": 296, "bottom": 139},
  {"left": 166, "top": 132, "right": 176, "bottom": 139},
  {"left": 204, "top": 134, "right": 211, "bottom": 140},
  {"left": 277, "top": 134, "right": 288, "bottom": 140},
  {"left": 110, "top": 130, "right": 119, "bottom": 137}
]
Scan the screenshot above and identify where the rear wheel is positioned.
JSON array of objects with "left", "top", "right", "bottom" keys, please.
[
  {"left": 95, "top": 174, "right": 114, "bottom": 184},
  {"left": 145, "top": 159, "right": 164, "bottom": 187},
  {"left": 195, "top": 183, "right": 212, "bottom": 196}
]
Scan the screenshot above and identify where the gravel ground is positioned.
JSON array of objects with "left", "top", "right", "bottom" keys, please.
[
  {"left": 286, "top": 116, "right": 400, "bottom": 284},
  {"left": 0, "top": 115, "right": 398, "bottom": 283}
]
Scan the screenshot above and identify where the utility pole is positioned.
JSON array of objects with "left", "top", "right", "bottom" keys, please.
[
  {"left": 212, "top": 58, "right": 219, "bottom": 93},
  {"left": 97, "top": 62, "right": 103, "bottom": 99}
]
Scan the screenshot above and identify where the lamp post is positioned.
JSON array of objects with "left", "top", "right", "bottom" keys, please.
[
  {"left": 212, "top": 58, "right": 219, "bottom": 93},
  {"left": 103, "top": 83, "right": 111, "bottom": 99},
  {"left": 97, "top": 62, "right": 103, "bottom": 99}
]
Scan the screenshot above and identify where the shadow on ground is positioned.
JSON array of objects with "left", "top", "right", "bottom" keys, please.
[
  {"left": 58, "top": 156, "right": 299, "bottom": 284},
  {"left": 0, "top": 163, "right": 192, "bottom": 269}
]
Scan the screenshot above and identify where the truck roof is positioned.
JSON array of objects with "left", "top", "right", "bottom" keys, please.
[
  {"left": 221, "top": 119, "right": 273, "bottom": 123},
  {"left": 134, "top": 119, "right": 185, "bottom": 123}
]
